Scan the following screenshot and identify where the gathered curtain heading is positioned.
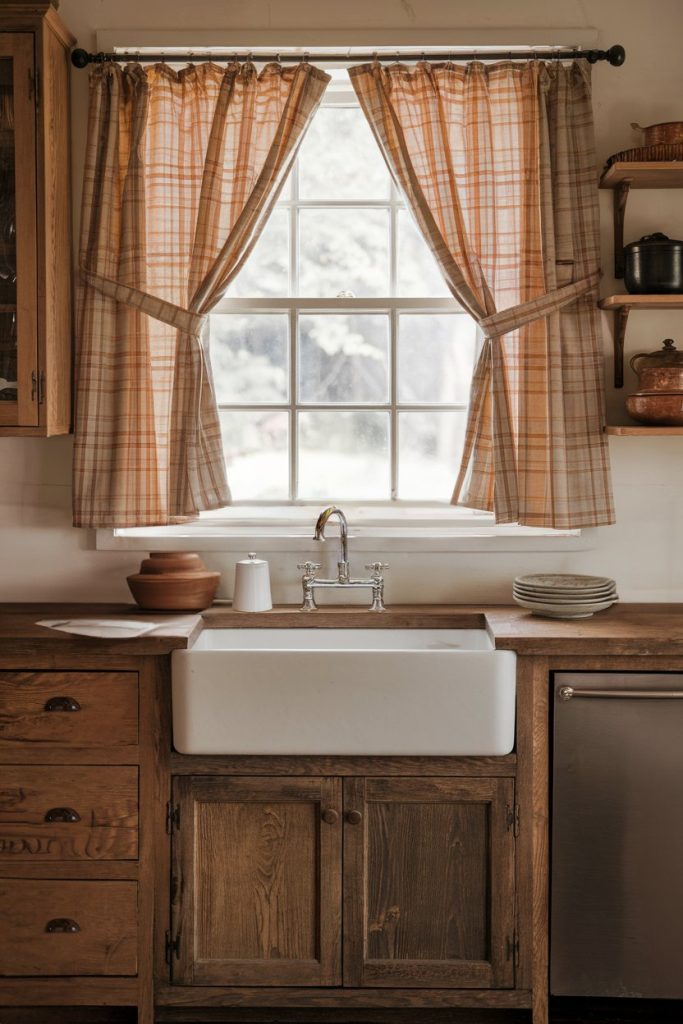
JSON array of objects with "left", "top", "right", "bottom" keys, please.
[{"left": 73, "top": 55, "right": 613, "bottom": 530}]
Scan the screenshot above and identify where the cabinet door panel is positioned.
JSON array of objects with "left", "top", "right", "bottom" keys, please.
[
  {"left": 0, "top": 34, "right": 38, "bottom": 427},
  {"left": 171, "top": 776, "right": 342, "bottom": 986},
  {"left": 344, "top": 776, "right": 516, "bottom": 989}
]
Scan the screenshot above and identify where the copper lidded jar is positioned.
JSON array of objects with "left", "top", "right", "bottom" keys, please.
[{"left": 626, "top": 338, "right": 683, "bottom": 426}]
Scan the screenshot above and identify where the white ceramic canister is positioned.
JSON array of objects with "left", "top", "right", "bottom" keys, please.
[{"left": 232, "top": 552, "right": 272, "bottom": 612}]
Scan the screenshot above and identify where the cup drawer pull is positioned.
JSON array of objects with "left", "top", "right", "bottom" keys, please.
[
  {"left": 44, "top": 807, "right": 81, "bottom": 823},
  {"left": 45, "top": 918, "right": 80, "bottom": 934},
  {"left": 43, "top": 696, "right": 81, "bottom": 713}
]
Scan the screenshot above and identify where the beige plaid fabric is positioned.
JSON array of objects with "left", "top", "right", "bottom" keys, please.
[
  {"left": 74, "top": 61, "right": 329, "bottom": 527},
  {"left": 350, "top": 60, "right": 614, "bottom": 528}
]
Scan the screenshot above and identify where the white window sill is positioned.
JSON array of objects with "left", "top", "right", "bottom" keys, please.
[{"left": 96, "top": 507, "right": 591, "bottom": 554}]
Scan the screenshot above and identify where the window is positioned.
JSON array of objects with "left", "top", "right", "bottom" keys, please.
[{"left": 209, "top": 71, "right": 478, "bottom": 506}]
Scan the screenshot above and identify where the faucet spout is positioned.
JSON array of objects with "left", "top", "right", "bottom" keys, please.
[{"left": 313, "top": 506, "right": 349, "bottom": 576}]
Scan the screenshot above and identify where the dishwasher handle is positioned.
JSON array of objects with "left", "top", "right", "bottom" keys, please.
[{"left": 558, "top": 685, "right": 683, "bottom": 701}]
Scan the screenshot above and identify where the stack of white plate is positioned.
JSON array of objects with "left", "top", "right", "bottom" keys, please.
[{"left": 512, "top": 573, "right": 618, "bottom": 619}]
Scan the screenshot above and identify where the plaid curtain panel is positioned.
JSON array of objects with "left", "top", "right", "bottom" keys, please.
[
  {"left": 74, "top": 61, "right": 329, "bottom": 527},
  {"left": 350, "top": 60, "right": 614, "bottom": 529}
]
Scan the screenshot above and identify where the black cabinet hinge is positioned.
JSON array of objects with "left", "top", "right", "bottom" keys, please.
[
  {"left": 506, "top": 930, "right": 520, "bottom": 968},
  {"left": 166, "top": 802, "right": 180, "bottom": 834},
  {"left": 165, "top": 929, "right": 181, "bottom": 965},
  {"left": 28, "top": 67, "right": 40, "bottom": 107},
  {"left": 506, "top": 803, "right": 520, "bottom": 837},
  {"left": 30, "top": 370, "right": 45, "bottom": 405}
]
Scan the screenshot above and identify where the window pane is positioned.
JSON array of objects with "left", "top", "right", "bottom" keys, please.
[
  {"left": 398, "top": 314, "right": 477, "bottom": 405},
  {"left": 226, "top": 208, "right": 289, "bottom": 297},
  {"left": 220, "top": 411, "right": 289, "bottom": 500},
  {"left": 298, "top": 410, "right": 389, "bottom": 500},
  {"left": 397, "top": 410, "right": 467, "bottom": 501},
  {"left": 211, "top": 314, "right": 289, "bottom": 404},
  {"left": 397, "top": 209, "right": 451, "bottom": 297},
  {"left": 298, "top": 314, "right": 389, "bottom": 404},
  {"left": 298, "top": 106, "right": 390, "bottom": 201},
  {"left": 298, "top": 208, "right": 389, "bottom": 297}
]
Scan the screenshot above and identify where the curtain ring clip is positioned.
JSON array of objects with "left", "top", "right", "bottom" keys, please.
[{"left": 301, "top": 51, "right": 309, "bottom": 64}]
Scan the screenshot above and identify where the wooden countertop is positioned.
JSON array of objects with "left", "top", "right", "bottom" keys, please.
[{"left": 0, "top": 601, "right": 682, "bottom": 657}]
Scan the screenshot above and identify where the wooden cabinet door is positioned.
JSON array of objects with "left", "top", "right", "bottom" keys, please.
[
  {"left": 171, "top": 776, "right": 342, "bottom": 986},
  {"left": 343, "top": 776, "right": 516, "bottom": 989},
  {"left": 0, "top": 34, "right": 38, "bottom": 428}
]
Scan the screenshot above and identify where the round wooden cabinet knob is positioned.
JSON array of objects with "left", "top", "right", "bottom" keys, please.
[
  {"left": 321, "top": 808, "right": 339, "bottom": 825},
  {"left": 346, "top": 810, "right": 362, "bottom": 825}
]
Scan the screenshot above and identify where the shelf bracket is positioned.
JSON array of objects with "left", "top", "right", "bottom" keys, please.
[
  {"left": 613, "top": 306, "right": 630, "bottom": 388},
  {"left": 613, "top": 179, "right": 631, "bottom": 279}
]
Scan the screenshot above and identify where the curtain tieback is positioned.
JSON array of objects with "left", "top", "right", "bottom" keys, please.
[
  {"left": 80, "top": 267, "right": 206, "bottom": 339},
  {"left": 479, "top": 270, "right": 600, "bottom": 340}
]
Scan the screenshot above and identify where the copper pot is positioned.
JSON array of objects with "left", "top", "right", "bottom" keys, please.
[
  {"left": 631, "top": 121, "right": 683, "bottom": 145},
  {"left": 630, "top": 338, "right": 683, "bottom": 391},
  {"left": 625, "top": 392, "right": 683, "bottom": 426}
]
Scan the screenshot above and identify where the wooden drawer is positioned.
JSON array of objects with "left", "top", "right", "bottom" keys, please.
[
  {"left": 0, "top": 672, "right": 138, "bottom": 747},
  {"left": 0, "top": 879, "right": 138, "bottom": 975},
  {"left": 0, "top": 765, "right": 138, "bottom": 860}
]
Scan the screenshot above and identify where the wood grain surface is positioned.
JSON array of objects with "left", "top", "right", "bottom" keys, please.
[
  {"left": 0, "top": 671, "right": 138, "bottom": 746},
  {"left": 172, "top": 775, "right": 342, "bottom": 987},
  {"left": 343, "top": 776, "right": 515, "bottom": 990},
  {"left": 0, "top": 603, "right": 683, "bottom": 656},
  {"left": 0, "top": 878, "right": 138, "bottom": 975},
  {"left": 0, "top": 764, "right": 138, "bottom": 859}
]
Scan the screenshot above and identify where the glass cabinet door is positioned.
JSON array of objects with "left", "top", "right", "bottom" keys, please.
[{"left": 0, "top": 35, "right": 37, "bottom": 427}]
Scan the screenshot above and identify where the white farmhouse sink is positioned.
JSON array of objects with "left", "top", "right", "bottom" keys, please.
[{"left": 171, "top": 628, "right": 516, "bottom": 756}]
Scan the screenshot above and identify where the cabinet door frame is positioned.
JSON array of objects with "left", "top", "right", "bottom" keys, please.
[
  {"left": 171, "top": 775, "right": 342, "bottom": 987},
  {"left": 343, "top": 776, "right": 516, "bottom": 989},
  {"left": 0, "top": 33, "right": 38, "bottom": 428}
]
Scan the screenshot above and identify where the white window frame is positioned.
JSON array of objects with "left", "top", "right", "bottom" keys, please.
[{"left": 95, "top": 42, "right": 596, "bottom": 552}]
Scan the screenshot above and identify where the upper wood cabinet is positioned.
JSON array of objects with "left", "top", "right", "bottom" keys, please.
[{"left": 0, "top": 2, "right": 74, "bottom": 435}]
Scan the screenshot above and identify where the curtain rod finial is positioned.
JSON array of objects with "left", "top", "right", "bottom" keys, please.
[
  {"left": 607, "top": 44, "right": 626, "bottom": 66},
  {"left": 71, "top": 48, "right": 90, "bottom": 69}
]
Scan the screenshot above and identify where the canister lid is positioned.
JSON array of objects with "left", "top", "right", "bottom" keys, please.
[
  {"left": 624, "top": 232, "right": 683, "bottom": 251},
  {"left": 237, "top": 551, "right": 267, "bottom": 566},
  {"left": 631, "top": 338, "right": 683, "bottom": 368}
]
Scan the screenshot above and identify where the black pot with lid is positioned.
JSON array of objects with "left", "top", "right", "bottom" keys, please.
[{"left": 624, "top": 232, "right": 683, "bottom": 294}]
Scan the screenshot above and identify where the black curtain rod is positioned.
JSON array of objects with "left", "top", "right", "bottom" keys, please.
[{"left": 71, "top": 44, "right": 626, "bottom": 69}]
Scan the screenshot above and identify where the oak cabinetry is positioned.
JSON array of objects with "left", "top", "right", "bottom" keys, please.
[
  {"left": 0, "top": 660, "right": 156, "bottom": 1023},
  {"left": 344, "top": 776, "right": 516, "bottom": 989},
  {"left": 0, "top": 2, "right": 74, "bottom": 435},
  {"left": 171, "top": 776, "right": 342, "bottom": 987},
  {"left": 169, "top": 773, "right": 518, "bottom": 993},
  {"left": 0, "top": 879, "right": 138, "bottom": 976}
]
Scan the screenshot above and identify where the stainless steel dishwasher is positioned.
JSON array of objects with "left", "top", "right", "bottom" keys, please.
[{"left": 551, "top": 671, "right": 683, "bottom": 999}]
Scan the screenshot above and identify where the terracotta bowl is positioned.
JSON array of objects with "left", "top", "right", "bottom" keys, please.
[
  {"left": 127, "top": 551, "right": 220, "bottom": 610},
  {"left": 139, "top": 551, "right": 206, "bottom": 575},
  {"left": 626, "top": 391, "right": 683, "bottom": 426}
]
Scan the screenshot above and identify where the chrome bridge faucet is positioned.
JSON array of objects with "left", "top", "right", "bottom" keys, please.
[{"left": 298, "top": 506, "right": 387, "bottom": 612}]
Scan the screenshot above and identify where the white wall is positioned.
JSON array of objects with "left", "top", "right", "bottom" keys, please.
[{"left": 2, "top": 0, "right": 683, "bottom": 605}]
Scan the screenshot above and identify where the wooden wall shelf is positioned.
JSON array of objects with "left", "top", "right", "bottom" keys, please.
[
  {"left": 599, "top": 162, "right": 683, "bottom": 279},
  {"left": 598, "top": 294, "right": 683, "bottom": 388},
  {"left": 605, "top": 425, "right": 683, "bottom": 435}
]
